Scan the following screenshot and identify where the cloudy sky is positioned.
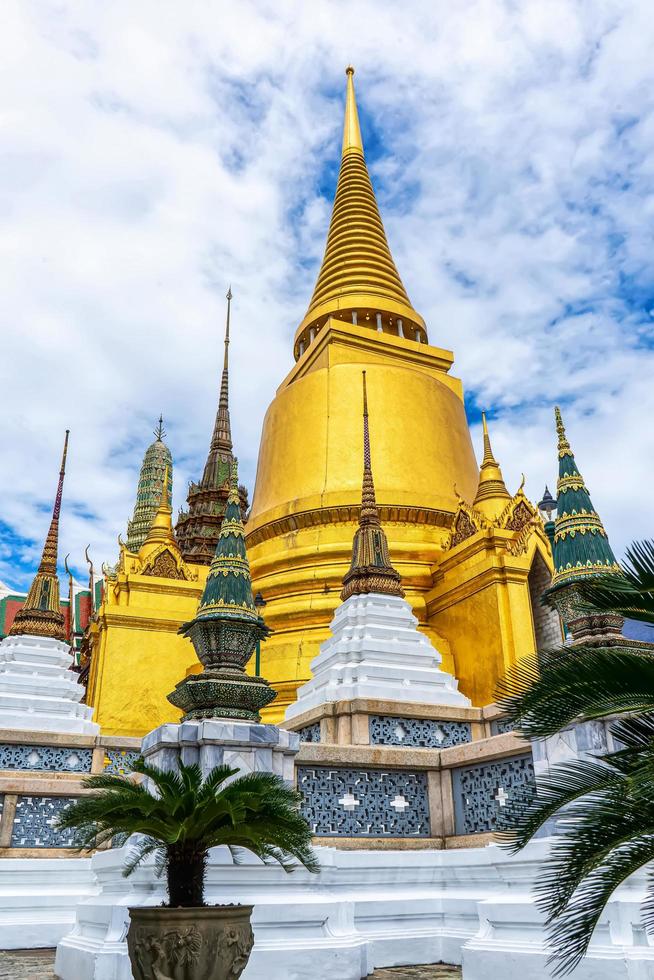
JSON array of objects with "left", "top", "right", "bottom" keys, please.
[{"left": 1, "top": 0, "right": 653, "bottom": 589}]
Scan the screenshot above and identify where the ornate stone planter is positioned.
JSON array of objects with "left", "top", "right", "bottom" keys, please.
[{"left": 127, "top": 905, "right": 254, "bottom": 980}]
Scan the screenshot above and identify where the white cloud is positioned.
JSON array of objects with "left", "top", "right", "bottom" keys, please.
[{"left": 1, "top": 0, "right": 653, "bottom": 588}]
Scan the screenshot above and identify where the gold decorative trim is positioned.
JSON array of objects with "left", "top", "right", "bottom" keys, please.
[{"left": 246, "top": 503, "right": 453, "bottom": 548}]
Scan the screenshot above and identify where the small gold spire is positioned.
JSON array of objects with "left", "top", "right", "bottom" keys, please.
[
  {"left": 139, "top": 464, "right": 177, "bottom": 558},
  {"left": 341, "top": 372, "right": 403, "bottom": 600},
  {"left": 343, "top": 66, "right": 364, "bottom": 157},
  {"left": 555, "top": 405, "right": 572, "bottom": 457},
  {"left": 473, "top": 413, "right": 511, "bottom": 519}
]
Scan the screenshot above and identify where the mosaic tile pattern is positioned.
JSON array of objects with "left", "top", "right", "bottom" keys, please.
[
  {"left": 451, "top": 752, "right": 535, "bottom": 835},
  {"left": 10, "top": 795, "right": 80, "bottom": 848},
  {"left": 298, "top": 765, "right": 430, "bottom": 837},
  {"left": 490, "top": 717, "right": 515, "bottom": 736},
  {"left": 370, "top": 715, "right": 471, "bottom": 748},
  {"left": 0, "top": 743, "right": 93, "bottom": 773},
  {"left": 103, "top": 749, "right": 141, "bottom": 775},
  {"left": 297, "top": 722, "right": 321, "bottom": 743}
]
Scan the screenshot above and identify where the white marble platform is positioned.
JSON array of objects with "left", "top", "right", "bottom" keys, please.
[
  {"left": 286, "top": 593, "right": 470, "bottom": 720},
  {"left": 52, "top": 839, "right": 654, "bottom": 980},
  {"left": 0, "top": 635, "right": 98, "bottom": 735}
]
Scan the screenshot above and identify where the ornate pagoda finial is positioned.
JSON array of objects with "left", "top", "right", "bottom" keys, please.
[
  {"left": 294, "top": 69, "right": 427, "bottom": 357},
  {"left": 172, "top": 456, "right": 275, "bottom": 722},
  {"left": 84, "top": 545, "right": 96, "bottom": 614},
  {"left": 9, "top": 430, "right": 70, "bottom": 640},
  {"left": 205, "top": 287, "right": 233, "bottom": 463},
  {"left": 154, "top": 415, "right": 165, "bottom": 441},
  {"left": 473, "top": 412, "right": 511, "bottom": 519},
  {"left": 139, "top": 464, "right": 176, "bottom": 555},
  {"left": 341, "top": 372, "right": 404, "bottom": 601},
  {"left": 555, "top": 405, "right": 572, "bottom": 457},
  {"left": 343, "top": 65, "right": 363, "bottom": 157}
]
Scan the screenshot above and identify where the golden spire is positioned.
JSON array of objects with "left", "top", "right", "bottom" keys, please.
[
  {"left": 294, "top": 67, "right": 427, "bottom": 357},
  {"left": 473, "top": 412, "right": 511, "bottom": 520},
  {"left": 341, "top": 372, "right": 404, "bottom": 600},
  {"left": 555, "top": 405, "right": 573, "bottom": 457},
  {"left": 10, "top": 431, "right": 70, "bottom": 640},
  {"left": 343, "top": 66, "right": 363, "bottom": 156},
  {"left": 138, "top": 464, "right": 178, "bottom": 558}
]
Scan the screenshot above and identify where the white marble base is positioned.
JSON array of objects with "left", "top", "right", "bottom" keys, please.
[
  {"left": 0, "top": 858, "right": 97, "bottom": 949},
  {"left": 0, "top": 635, "right": 98, "bottom": 735},
  {"left": 141, "top": 719, "right": 299, "bottom": 784},
  {"left": 286, "top": 593, "right": 470, "bottom": 720},
  {"left": 53, "top": 840, "right": 654, "bottom": 980}
]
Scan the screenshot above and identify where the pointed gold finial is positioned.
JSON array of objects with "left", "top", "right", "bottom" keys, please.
[
  {"left": 343, "top": 65, "right": 364, "bottom": 157},
  {"left": 341, "top": 372, "right": 403, "bottom": 600},
  {"left": 473, "top": 412, "right": 511, "bottom": 519},
  {"left": 294, "top": 68, "right": 427, "bottom": 357},
  {"left": 555, "top": 405, "right": 572, "bottom": 457},
  {"left": 139, "top": 464, "right": 179, "bottom": 561}
]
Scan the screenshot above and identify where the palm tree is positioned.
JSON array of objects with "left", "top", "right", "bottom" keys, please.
[
  {"left": 57, "top": 758, "right": 319, "bottom": 907},
  {"left": 496, "top": 540, "right": 654, "bottom": 976}
]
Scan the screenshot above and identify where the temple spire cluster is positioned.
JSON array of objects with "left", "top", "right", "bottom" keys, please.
[
  {"left": 341, "top": 372, "right": 404, "bottom": 600},
  {"left": 175, "top": 288, "right": 247, "bottom": 564},
  {"left": 294, "top": 67, "right": 427, "bottom": 358},
  {"left": 10, "top": 431, "right": 70, "bottom": 640}
]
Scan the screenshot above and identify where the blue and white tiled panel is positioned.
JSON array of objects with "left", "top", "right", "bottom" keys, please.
[
  {"left": 0, "top": 743, "right": 93, "bottom": 773},
  {"left": 369, "top": 715, "right": 471, "bottom": 748},
  {"left": 298, "top": 765, "right": 430, "bottom": 837},
  {"left": 10, "top": 796, "right": 80, "bottom": 848},
  {"left": 451, "top": 752, "right": 535, "bottom": 835},
  {"left": 490, "top": 717, "right": 515, "bottom": 736},
  {"left": 297, "top": 722, "right": 321, "bottom": 743}
]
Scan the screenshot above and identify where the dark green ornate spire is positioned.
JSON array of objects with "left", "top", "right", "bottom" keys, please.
[
  {"left": 126, "top": 418, "right": 173, "bottom": 552},
  {"left": 550, "top": 407, "right": 619, "bottom": 591},
  {"left": 170, "top": 460, "right": 275, "bottom": 722},
  {"left": 191, "top": 463, "right": 261, "bottom": 624},
  {"left": 175, "top": 288, "right": 249, "bottom": 565}
]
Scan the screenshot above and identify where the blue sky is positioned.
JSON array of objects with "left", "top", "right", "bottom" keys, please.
[{"left": 1, "top": 1, "right": 653, "bottom": 590}]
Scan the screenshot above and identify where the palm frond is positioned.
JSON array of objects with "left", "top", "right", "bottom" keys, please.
[
  {"left": 496, "top": 646, "right": 654, "bottom": 737},
  {"left": 576, "top": 540, "right": 654, "bottom": 624}
]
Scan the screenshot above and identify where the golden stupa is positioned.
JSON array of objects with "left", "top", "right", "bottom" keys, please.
[
  {"left": 85, "top": 67, "right": 557, "bottom": 735},
  {"left": 246, "top": 68, "right": 556, "bottom": 719}
]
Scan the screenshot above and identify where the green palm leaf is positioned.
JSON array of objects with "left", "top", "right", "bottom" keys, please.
[
  {"left": 496, "top": 645, "right": 654, "bottom": 737},
  {"left": 576, "top": 540, "right": 654, "bottom": 624},
  {"left": 56, "top": 760, "right": 318, "bottom": 907}
]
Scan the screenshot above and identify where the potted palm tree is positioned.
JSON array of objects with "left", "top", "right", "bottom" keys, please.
[{"left": 58, "top": 757, "right": 319, "bottom": 980}]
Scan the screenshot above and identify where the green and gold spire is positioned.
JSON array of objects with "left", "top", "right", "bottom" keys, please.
[
  {"left": 10, "top": 431, "right": 70, "bottom": 640},
  {"left": 126, "top": 417, "right": 173, "bottom": 553},
  {"left": 189, "top": 462, "right": 263, "bottom": 625},
  {"left": 341, "top": 371, "right": 404, "bottom": 601},
  {"left": 171, "top": 460, "right": 275, "bottom": 722},
  {"left": 549, "top": 406, "right": 620, "bottom": 591}
]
